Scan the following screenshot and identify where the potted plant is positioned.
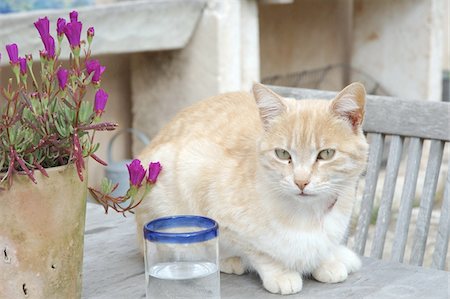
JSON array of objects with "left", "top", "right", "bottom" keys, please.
[{"left": 0, "top": 11, "right": 160, "bottom": 298}]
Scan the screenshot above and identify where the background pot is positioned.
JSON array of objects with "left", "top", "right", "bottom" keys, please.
[{"left": 0, "top": 162, "right": 87, "bottom": 299}]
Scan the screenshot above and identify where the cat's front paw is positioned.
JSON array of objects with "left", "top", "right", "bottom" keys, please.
[
  {"left": 312, "top": 261, "right": 348, "bottom": 283},
  {"left": 262, "top": 271, "right": 303, "bottom": 295},
  {"left": 220, "top": 257, "right": 245, "bottom": 275},
  {"left": 336, "top": 246, "right": 361, "bottom": 274}
]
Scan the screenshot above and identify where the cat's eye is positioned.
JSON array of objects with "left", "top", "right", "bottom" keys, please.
[
  {"left": 317, "top": 149, "right": 335, "bottom": 160},
  {"left": 275, "top": 148, "right": 291, "bottom": 161}
]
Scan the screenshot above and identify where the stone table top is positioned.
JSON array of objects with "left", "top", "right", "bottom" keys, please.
[{"left": 82, "top": 202, "right": 449, "bottom": 298}]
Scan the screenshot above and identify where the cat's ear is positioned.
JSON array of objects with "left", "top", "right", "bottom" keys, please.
[
  {"left": 253, "top": 83, "right": 286, "bottom": 128},
  {"left": 330, "top": 82, "right": 366, "bottom": 131}
]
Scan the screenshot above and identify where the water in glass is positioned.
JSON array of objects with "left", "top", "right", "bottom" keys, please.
[{"left": 146, "top": 261, "right": 220, "bottom": 299}]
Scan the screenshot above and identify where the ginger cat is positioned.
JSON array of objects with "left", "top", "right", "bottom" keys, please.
[{"left": 136, "top": 83, "right": 368, "bottom": 294}]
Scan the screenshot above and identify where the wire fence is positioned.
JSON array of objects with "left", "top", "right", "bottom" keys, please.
[{"left": 261, "top": 64, "right": 389, "bottom": 96}]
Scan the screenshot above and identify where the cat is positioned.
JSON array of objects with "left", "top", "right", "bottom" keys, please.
[{"left": 135, "top": 83, "right": 369, "bottom": 295}]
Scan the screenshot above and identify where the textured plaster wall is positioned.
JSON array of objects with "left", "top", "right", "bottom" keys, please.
[
  {"left": 131, "top": 0, "right": 260, "bottom": 154},
  {"left": 352, "top": 0, "right": 444, "bottom": 101},
  {"left": 259, "top": 0, "right": 445, "bottom": 100},
  {"left": 444, "top": 0, "right": 449, "bottom": 70},
  {"left": 258, "top": 0, "right": 348, "bottom": 90}
]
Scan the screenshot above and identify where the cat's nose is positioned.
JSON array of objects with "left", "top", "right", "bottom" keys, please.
[{"left": 295, "top": 180, "right": 310, "bottom": 191}]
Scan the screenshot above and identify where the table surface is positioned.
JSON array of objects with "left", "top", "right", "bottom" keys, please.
[{"left": 82, "top": 203, "right": 449, "bottom": 299}]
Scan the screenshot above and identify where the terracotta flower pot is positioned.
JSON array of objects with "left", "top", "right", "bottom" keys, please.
[{"left": 0, "top": 162, "right": 87, "bottom": 299}]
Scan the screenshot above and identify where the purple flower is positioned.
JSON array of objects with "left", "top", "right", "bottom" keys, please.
[
  {"left": 18, "top": 57, "right": 27, "bottom": 75},
  {"left": 6, "top": 44, "right": 19, "bottom": 64},
  {"left": 127, "top": 159, "right": 146, "bottom": 187},
  {"left": 34, "top": 17, "right": 56, "bottom": 59},
  {"left": 57, "top": 18, "right": 66, "bottom": 36},
  {"left": 147, "top": 162, "right": 162, "bottom": 184},
  {"left": 85, "top": 59, "right": 98, "bottom": 73},
  {"left": 86, "top": 59, "right": 106, "bottom": 83},
  {"left": 94, "top": 88, "right": 108, "bottom": 115},
  {"left": 57, "top": 68, "right": 69, "bottom": 89},
  {"left": 43, "top": 35, "right": 55, "bottom": 59},
  {"left": 87, "top": 27, "right": 94, "bottom": 38},
  {"left": 64, "top": 21, "right": 82, "bottom": 48},
  {"left": 34, "top": 17, "right": 50, "bottom": 39},
  {"left": 69, "top": 11, "right": 78, "bottom": 22}
]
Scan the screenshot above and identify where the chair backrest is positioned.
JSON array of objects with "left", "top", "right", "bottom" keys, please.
[{"left": 271, "top": 86, "right": 450, "bottom": 271}]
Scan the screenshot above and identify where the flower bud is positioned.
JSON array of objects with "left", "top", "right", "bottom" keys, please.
[
  {"left": 57, "top": 68, "right": 69, "bottom": 90},
  {"left": 57, "top": 18, "right": 66, "bottom": 43},
  {"left": 39, "top": 50, "right": 46, "bottom": 60},
  {"left": 44, "top": 35, "right": 56, "bottom": 59},
  {"left": 86, "top": 59, "right": 106, "bottom": 83},
  {"left": 64, "top": 18, "right": 82, "bottom": 52},
  {"left": 126, "top": 159, "right": 146, "bottom": 188},
  {"left": 70, "top": 11, "right": 78, "bottom": 22},
  {"left": 87, "top": 27, "right": 94, "bottom": 45},
  {"left": 94, "top": 88, "right": 108, "bottom": 116},
  {"left": 147, "top": 162, "right": 162, "bottom": 184},
  {"left": 6, "top": 43, "right": 19, "bottom": 64},
  {"left": 34, "top": 17, "right": 50, "bottom": 40},
  {"left": 18, "top": 57, "right": 27, "bottom": 75}
]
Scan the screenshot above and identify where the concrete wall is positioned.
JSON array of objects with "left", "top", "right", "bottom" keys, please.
[
  {"left": 131, "top": 0, "right": 260, "bottom": 154},
  {"left": 444, "top": 0, "right": 449, "bottom": 71},
  {"left": 352, "top": 0, "right": 444, "bottom": 101},
  {"left": 259, "top": 0, "right": 348, "bottom": 91},
  {"left": 259, "top": 0, "right": 445, "bottom": 100}
]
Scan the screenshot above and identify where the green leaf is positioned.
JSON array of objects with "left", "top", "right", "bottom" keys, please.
[
  {"left": 100, "top": 177, "right": 115, "bottom": 194},
  {"left": 79, "top": 101, "right": 94, "bottom": 123},
  {"left": 91, "top": 142, "right": 100, "bottom": 153},
  {"left": 55, "top": 115, "right": 69, "bottom": 137},
  {"left": 9, "top": 127, "right": 17, "bottom": 145},
  {"left": 82, "top": 71, "right": 95, "bottom": 86}
]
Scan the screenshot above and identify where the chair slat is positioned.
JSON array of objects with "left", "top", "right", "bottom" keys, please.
[
  {"left": 370, "top": 135, "right": 404, "bottom": 259},
  {"left": 410, "top": 140, "right": 445, "bottom": 266},
  {"left": 271, "top": 86, "right": 450, "bottom": 141},
  {"left": 343, "top": 186, "right": 360, "bottom": 246},
  {"left": 354, "top": 133, "right": 385, "bottom": 255},
  {"left": 431, "top": 154, "right": 450, "bottom": 270},
  {"left": 391, "top": 137, "right": 423, "bottom": 263}
]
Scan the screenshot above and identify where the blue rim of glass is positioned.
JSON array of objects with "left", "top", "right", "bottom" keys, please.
[{"left": 144, "top": 215, "right": 218, "bottom": 244}]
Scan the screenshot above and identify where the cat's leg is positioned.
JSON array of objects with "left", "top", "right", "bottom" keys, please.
[
  {"left": 312, "top": 245, "right": 360, "bottom": 283},
  {"left": 334, "top": 245, "right": 361, "bottom": 274},
  {"left": 312, "top": 258, "right": 348, "bottom": 283},
  {"left": 220, "top": 257, "right": 246, "bottom": 275},
  {"left": 248, "top": 253, "right": 303, "bottom": 295}
]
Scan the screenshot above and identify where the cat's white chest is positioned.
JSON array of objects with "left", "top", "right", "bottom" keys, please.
[{"left": 244, "top": 210, "right": 346, "bottom": 273}]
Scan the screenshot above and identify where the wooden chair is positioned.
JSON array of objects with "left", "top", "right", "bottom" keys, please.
[{"left": 271, "top": 86, "right": 450, "bottom": 271}]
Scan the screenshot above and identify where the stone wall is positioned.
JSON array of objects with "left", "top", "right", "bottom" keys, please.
[
  {"left": 352, "top": 0, "right": 444, "bottom": 101},
  {"left": 259, "top": 0, "right": 348, "bottom": 91},
  {"left": 259, "top": 0, "right": 445, "bottom": 100}
]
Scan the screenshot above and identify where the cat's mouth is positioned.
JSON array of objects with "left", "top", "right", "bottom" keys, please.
[{"left": 298, "top": 192, "right": 314, "bottom": 197}]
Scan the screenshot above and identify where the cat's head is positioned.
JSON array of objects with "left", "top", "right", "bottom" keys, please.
[{"left": 253, "top": 83, "right": 368, "bottom": 204}]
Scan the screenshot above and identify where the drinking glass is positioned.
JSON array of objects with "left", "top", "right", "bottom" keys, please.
[{"left": 144, "top": 215, "right": 220, "bottom": 299}]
